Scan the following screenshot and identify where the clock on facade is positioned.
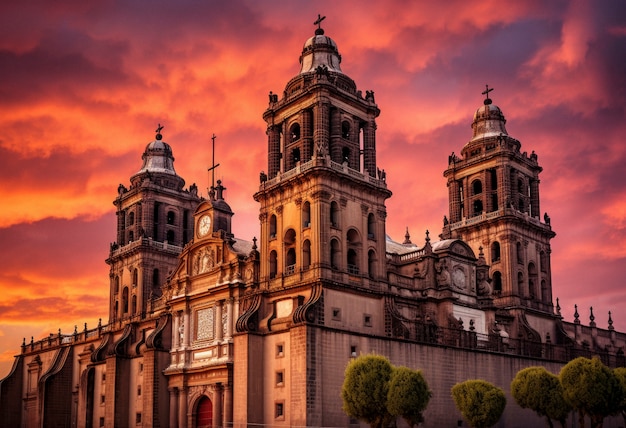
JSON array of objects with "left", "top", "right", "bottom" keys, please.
[{"left": 198, "top": 214, "right": 212, "bottom": 237}]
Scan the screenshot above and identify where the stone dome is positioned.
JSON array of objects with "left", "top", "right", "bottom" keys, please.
[
  {"left": 299, "top": 28, "right": 343, "bottom": 74},
  {"left": 470, "top": 99, "right": 509, "bottom": 141}
]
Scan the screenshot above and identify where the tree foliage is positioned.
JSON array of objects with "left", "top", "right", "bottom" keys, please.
[
  {"left": 451, "top": 379, "right": 506, "bottom": 428},
  {"left": 559, "top": 357, "right": 623, "bottom": 428},
  {"left": 510, "top": 366, "right": 571, "bottom": 428},
  {"left": 387, "top": 366, "right": 432, "bottom": 427},
  {"left": 613, "top": 367, "right": 626, "bottom": 427},
  {"left": 341, "top": 354, "right": 393, "bottom": 428}
]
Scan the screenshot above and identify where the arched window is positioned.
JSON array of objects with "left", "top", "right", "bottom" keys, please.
[
  {"left": 284, "top": 229, "right": 296, "bottom": 275},
  {"left": 128, "top": 231, "right": 134, "bottom": 242},
  {"left": 129, "top": 212, "right": 135, "bottom": 226},
  {"left": 167, "top": 230, "right": 175, "bottom": 243},
  {"left": 131, "top": 295, "right": 137, "bottom": 315},
  {"left": 473, "top": 200, "right": 483, "bottom": 216},
  {"left": 302, "top": 240, "right": 311, "bottom": 270},
  {"left": 491, "top": 193, "right": 499, "bottom": 211},
  {"left": 132, "top": 268, "right": 138, "bottom": 287},
  {"left": 491, "top": 242, "right": 501, "bottom": 262},
  {"left": 472, "top": 180, "right": 483, "bottom": 195},
  {"left": 122, "top": 287, "right": 129, "bottom": 314},
  {"left": 114, "top": 276, "right": 120, "bottom": 294},
  {"left": 342, "top": 121, "right": 351, "bottom": 139},
  {"left": 493, "top": 271, "right": 502, "bottom": 293},
  {"left": 518, "top": 199, "right": 525, "bottom": 213},
  {"left": 516, "top": 242, "right": 523, "bottom": 264},
  {"left": 269, "top": 250, "right": 278, "bottom": 279},
  {"left": 167, "top": 211, "right": 175, "bottom": 225},
  {"left": 368, "top": 249, "right": 376, "bottom": 279},
  {"left": 302, "top": 201, "right": 311, "bottom": 228},
  {"left": 347, "top": 229, "right": 360, "bottom": 275},
  {"left": 528, "top": 262, "right": 537, "bottom": 299},
  {"left": 367, "top": 213, "right": 375, "bottom": 239},
  {"left": 490, "top": 169, "right": 498, "bottom": 189},
  {"left": 290, "top": 123, "right": 300, "bottom": 142},
  {"left": 342, "top": 147, "right": 350, "bottom": 164},
  {"left": 518, "top": 272, "right": 525, "bottom": 297},
  {"left": 330, "top": 201, "right": 339, "bottom": 228},
  {"left": 541, "top": 279, "right": 549, "bottom": 302},
  {"left": 518, "top": 178, "right": 524, "bottom": 193},
  {"left": 330, "top": 238, "right": 340, "bottom": 270},
  {"left": 269, "top": 215, "right": 277, "bottom": 239}
]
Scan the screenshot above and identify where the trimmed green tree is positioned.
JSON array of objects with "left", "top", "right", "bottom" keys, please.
[
  {"left": 510, "top": 366, "right": 571, "bottom": 427},
  {"left": 612, "top": 367, "right": 626, "bottom": 427},
  {"left": 451, "top": 379, "right": 506, "bottom": 428},
  {"left": 387, "top": 366, "right": 432, "bottom": 427},
  {"left": 559, "top": 357, "right": 623, "bottom": 428},
  {"left": 341, "top": 354, "right": 394, "bottom": 428}
]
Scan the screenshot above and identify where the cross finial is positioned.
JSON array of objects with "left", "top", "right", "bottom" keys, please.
[
  {"left": 314, "top": 14, "right": 326, "bottom": 35},
  {"left": 155, "top": 123, "right": 164, "bottom": 140},
  {"left": 482, "top": 85, "right": 494, "bottom": 105},
  {"left": 207, "top": 133, "right": 221, "bottom": 200}
]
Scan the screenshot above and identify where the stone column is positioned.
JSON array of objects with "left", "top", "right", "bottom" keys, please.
[
  {"left": 178, "top": 388, "right": 187, "bottom": 428},
  {"left": 173, "top": 313, "right": 180, "bottom": 349},
  {"left": 223, "top": 384, "right": 233, "bottom": 427},
  {"left": 183, "top": 311, "right": 190, "bottom": 348},
  {"left": 226, "top": 299, "right": 233, "bottom": 338},
  {"left": 212, "top": 384, "right": 223, "bottom": 428},
  {"left": 169, "top": 388, "right": 178, "bottom": 428}
]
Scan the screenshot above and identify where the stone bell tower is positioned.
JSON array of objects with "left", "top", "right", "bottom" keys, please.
[
  {"left": 106, "top": 126, "right": 201, "bottom": 322},
  {"left": 441, "top": 88, "right": 556, "bottom": 315},
  {"left": 254, "top": 17, "right": 391, "bottom": 288}
]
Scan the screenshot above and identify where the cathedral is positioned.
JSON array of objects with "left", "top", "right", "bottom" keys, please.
[{"left": 2, "top": 20, "right": 625, "bottom": 428}]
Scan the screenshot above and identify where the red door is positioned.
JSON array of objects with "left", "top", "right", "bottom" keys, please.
[{"left": 196, "top": 396, "right": 213, "bottom": 428}]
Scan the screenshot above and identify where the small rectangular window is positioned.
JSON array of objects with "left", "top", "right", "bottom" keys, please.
[
  {"left": 332, "top": 308, "right": 341, "bottom": 321},
  {"left": 101, "top": 373, "right": 106, "bottom": 382},
  {"left": 364, "top": 314, "right": 372, "bottom": 327},
  {"left": 137, "top": 385, "right": 141, "bottom": 396},
  {"left": 139, "top": 363, "right": 144, "bottom": 372},
  {"left": 136, "top": 413, "right": 142, "bottom": 424},
  {"left": 276, "top": 371, "right": 284, "bottom": 386},
  {"left": 350, "top": 346, "right": 357, "bottom": 357},
  {"left": 101, "top": 395, "right": 105, "bottom": 404},
  {"left": 276, "top": 343, "right": 284, "bottom": 357},
  {"left": 99, "top": 417, "right": 105, "bottom": 427},
  {"left": 275, "top": 402, "right": 285, "bottom": 419}
]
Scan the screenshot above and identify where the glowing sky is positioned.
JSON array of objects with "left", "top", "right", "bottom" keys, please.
[{"left": 1, "top": 0, "right": 625, "bottom": 378}]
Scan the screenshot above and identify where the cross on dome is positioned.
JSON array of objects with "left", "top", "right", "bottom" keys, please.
[
  {"left": 482, "top": 85, "right": 494, "bottom": 105},
  {"left": 314, "top": 14, "right": 326, "bottom": 35}
]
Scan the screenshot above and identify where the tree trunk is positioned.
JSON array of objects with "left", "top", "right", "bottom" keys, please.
[{"left": 545, "top": 416, "right": 554, "bottom": 428}]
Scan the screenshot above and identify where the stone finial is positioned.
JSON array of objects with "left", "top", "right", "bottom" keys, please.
[
  {"left": 589, "top": 306, "right": 596, "bottom": 328},
  {"left": 425, "top": 229, "right": 430, "bottom": 244},
  {"left": 403, "top": 227, "right": 412, "bottom": 245},
  {"left": 608, "top": 311, "right": 614, "bottom": 331},
  {"left": 574, "top": 304, "right": 580, "bottom": 324},
  {"left": 556, "top": 297, "right": 561, "bottom": 317},
  {"left": 252, "top": 236, "right": 258, "bottom": 251}
]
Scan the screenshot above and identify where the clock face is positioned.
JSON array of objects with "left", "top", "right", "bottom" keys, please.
[{"left": 198, "top": 215, "right": 211, "bottom": 237}]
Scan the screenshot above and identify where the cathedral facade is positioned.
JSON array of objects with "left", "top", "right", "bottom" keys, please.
[{"left": 2, "top": 21, "right": 626, "bottom": 428}]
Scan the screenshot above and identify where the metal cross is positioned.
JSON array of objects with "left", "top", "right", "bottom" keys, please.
[
  {"left": 314, "top": 14, "right": 326, "bottom": 30},
  {"left": 482, "top": 84, "right": 494, "bottom": 100},
  {"left": 207, "top": 133, "right": 220, "bottom": 198},
  {"left": 155, "top": 123, "right": 164, "bottom": 133}
]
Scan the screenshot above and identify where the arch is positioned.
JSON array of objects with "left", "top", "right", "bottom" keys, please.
[
  {"left": 195, "top": 395, "right": 213, "bottom": 428},
  {"left": 330, "top": 238, "right": 340, "bottom": 270},
  {"left": 167, "top": 210, "right": 175, "bottom": 225},
  {"left": 131, "top": 295, "right": 137, "bottom": 315},
  {"left": 347, "top": 228, "right": 360, "bottom": 244},
  {"left": 367, "top": 213, "right": 376, "bottom": 239},
  {"left": 368, "top": 249, "right": 376, "bottom": 278},
  {"left": 347, "top": 249, "right": 359, "bottom": 274},
  {"left": 472, "top": 179, "right": 483, "bottom": 195},
  {"left": 284, "top": 228, "right": 296, "bottom": 245},
  {"left": 289, "top": 123, "right": 300, "bottom": 142},
  {"left": 285, "top": 248, "right": 296, "bottom": 275},
  {"left": 302, "top": 239, "right": 311, "bottom": 270},
  {"left": 302, "top": 201, "right": 311, "bottom": 228},
  {"left": 269, "top": 214, "right": 277, "bottom": 238},
  {"left": 330, "top": 201, "right": 339, "bottom": 227},
  {"left": 269, "top": 250, "right": 278, "bottom": 279},
  {"left": 132, "top": 268, "right": 138, "bottom": 287},
  {"left": 492, "top": 271, "right": 502, "bottom": 293},
  {"left": 473, "top": 199, "right": 483, "bottom": 216},
  {"left": 114, "top": 276, "right": 120, "bottom": 294},
  {"left": 122, "top": 287, "right": 129, "bottom": 314},
  {"left": 516, "top": 242, "right": 523, "bottom": 264},
  {"left": 342, "top": 120, "right": 351, "bottom": 139},
  {"left": 491, "top": 242, "right": 501, "bottom": 262},
  {"left": 347, "top": 229, "right": 360, "bottom": 275}
]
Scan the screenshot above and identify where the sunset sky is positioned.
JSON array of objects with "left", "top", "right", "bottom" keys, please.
[{"left": 1, "top": 0, "right": 625, "bottom": 377}]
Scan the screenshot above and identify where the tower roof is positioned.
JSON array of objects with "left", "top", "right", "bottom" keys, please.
[
  {"left": 298, "top": 18, "right": 342, "bottom": 75},
  {"left": 469, "top": 86, "right": 508, "bottom": 142},
  {"left": 132, "top": 126, "right": 179, "bottom": 178}
]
